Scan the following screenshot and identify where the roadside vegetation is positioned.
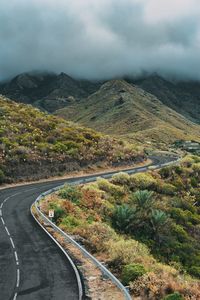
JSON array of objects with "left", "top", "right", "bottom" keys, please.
[
  {"left": 42, "top": 155, "right": 200, "bottom": 299},
  {"left": 0, "top": 96, "right": 144, "bottom": 184}
]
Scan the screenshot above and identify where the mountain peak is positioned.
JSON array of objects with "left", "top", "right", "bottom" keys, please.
[{"left": 100, "top": 79, "right": 132, "bottom": 92}]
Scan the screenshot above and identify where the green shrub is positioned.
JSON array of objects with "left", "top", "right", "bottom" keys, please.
[
  {"left": 189, "top": 266, "right": 200, "bottom": 278},
  {"left": 0, "top": 169, "right": 5, "bottom": 184},
  {"left": 158, "top": 183, "right": 177, "bottom": 195},
  {"left": 97, "top": 178, "right": 125, "bottom": 201},
  {"left": 159, "top": 167, "right": 172, "bottom": 178},
  {"left": 122, "top": 263, "right": 147, "bottom": 285},
  {"left": 58, "top": 185, "right": 82, "bottom": 204},
  {"left": 162, "top": 292, "right": 184, "bottom": 300},
  {"left": 111, "top": 172, "right": 130, "bottom": 186},
  {"left": 190, "top": 177, "right": 198, "bottom": 187},
  {"left": 54, "top": 206, "right": 66, "bottom": 223},
  {"left": 130, "top": 173, "right": 157, "bottom": 190},
  {"left": 60, "top": 215, "right": 81, "bottom": 229}
]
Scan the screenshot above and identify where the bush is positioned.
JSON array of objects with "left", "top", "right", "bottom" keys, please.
[
  {"left": 111, "top": 172, "right": 130, "bottom": 186},
  {"left": 54, "top": 207, "right": 65, "bottom": 223},
  {"left": 130, "top": 173, "right": 157, "bottom": 190},
  {"left": 158, "top": 183, "right": 177, "bottom": 195},
  {"left": 162, "top": 292, "right": 184, "bottom": 300},
  {"left": 58, "top": 185, "right": 82, "bottom": 204},
  {"left": 60, "top": 215, "right": 81, "bottom": 230},
  {"left": 159, "top": 167, "right": 172, "bottom": 179},
  {"left": 191, "top": 177, "right": 198, "bottom": 188},
  {"left": 189, "top": 266, "right": 200, "bottom": 278},
  {"left": 122, "top": 263, "right": 147, "bottom": 285},
  {"left": 75, "top": 222, "right": 117, "bottom": 253},
  {"left": 107, "top": 238, "right": 150, "bottom": 266},
  {"left": 97, "top": 178, "right": 125, "bottom": 202},
  {"left": 0, "top": 169, "right": 5, "bottom": 184}
]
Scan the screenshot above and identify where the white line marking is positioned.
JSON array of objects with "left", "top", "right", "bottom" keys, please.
[
  {"left": 14, "top": 251, "right": 19, "bottom": 262},
  {"left": 16, "top": 268, "right": 20, "bottom": 288},
  {"left": 5, "top": 226, "right": 10, "bottom": 236},
  {"left": 1, "top": 217, "right": 5, "bottom": 225},
  {"left": 10, "top": 237, "right": 15, "bottom": 249},
  {"left": 13, "top": 292, "right": 18, "bottom": 300},
  {"left": 1, "top": 188, "right": 35, "bottom": 297}
]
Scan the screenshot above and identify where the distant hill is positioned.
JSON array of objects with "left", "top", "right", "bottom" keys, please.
[
  {"left": 133, "top": 75, "right": 200, "bottom": 124},
  {"left": 55, "top": 79, "right": 200, "bottom": 147},
  {"left": 1, "top": 72, "right": 200, "bottom": 148},
  {"left": 0, "top": 72, "right": 101, "bottom": 112},
  {"left": 0, "top": 95, "right": 144, "bottom": 184}
]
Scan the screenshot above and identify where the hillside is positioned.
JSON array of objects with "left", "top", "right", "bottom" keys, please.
[
  {"left": 1, "top": 73, "right": 200, "bottom": 127},
  {"left": 134, "top": 75, "right": 200, "bottom": 124},
  {"left": 55, "top": 80, "right": 200, "bottom": 147},
  {"left": 41, "top": 155, "right": 200, "bottom": 299},
  {"left": 0, "top": 95, "right": 144, "bottom": 184},
  {"left": 0, "top": 72, "right": 101, "bottom": 112}
]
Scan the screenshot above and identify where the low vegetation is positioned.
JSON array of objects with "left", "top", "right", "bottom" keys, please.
[
  {"left": 55, "top": 80, "right": 200, "bottom": 148},
  {"left": 42, "top": 155, "right": 200, "bottom": 299},
  {"left": 0, "top": 96, "right": 144, "bottom": 184}
]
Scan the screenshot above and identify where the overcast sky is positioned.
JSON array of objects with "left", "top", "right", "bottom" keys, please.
[{"left": 0, "top": 0, "right": 200, "bottom": 81}]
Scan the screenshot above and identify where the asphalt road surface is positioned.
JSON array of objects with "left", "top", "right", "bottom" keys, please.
[{"left": 0, "top": 155, "right": 177, "bottom": 300}]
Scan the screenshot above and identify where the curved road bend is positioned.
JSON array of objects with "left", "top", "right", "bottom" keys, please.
[{"left": 0, "top": 155, "right": 177, "bottom": 300}]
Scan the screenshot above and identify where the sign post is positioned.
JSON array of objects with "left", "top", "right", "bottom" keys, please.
[{"left": 48, "top": 209, "right": 54, "bottom": 221}]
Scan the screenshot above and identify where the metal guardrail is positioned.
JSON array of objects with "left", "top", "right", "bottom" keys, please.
[
  {"left": 32, "top": 186, "right": 132, "bottom": 300},
  {"left": 31, "top": 156, "right": 181, "bottom": 300}
]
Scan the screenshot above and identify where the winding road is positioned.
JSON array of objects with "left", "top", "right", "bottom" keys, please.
[{"left": 0, "top": 155, "right": 178, "bottom": 300}]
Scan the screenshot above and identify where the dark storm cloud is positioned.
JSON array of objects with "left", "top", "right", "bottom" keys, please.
[{"left": 0, "top": 0, "right": 200, "bottom": 80}]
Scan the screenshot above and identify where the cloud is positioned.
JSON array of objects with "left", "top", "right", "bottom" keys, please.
[{"left": 0, "top": 0, "right": 200, "bottom": 80}]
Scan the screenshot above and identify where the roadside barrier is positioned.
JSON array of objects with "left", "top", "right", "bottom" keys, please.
[{"left": 31, "top": 155, "right": 181, "bottom": 300}]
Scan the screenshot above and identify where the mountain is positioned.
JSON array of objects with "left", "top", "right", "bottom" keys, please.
[
  {"left": 1, "top": 72, "right": 200, "bottom": 147},
  {"left": 0, "top": 95, "right": 144, "bottom": 184},
  {"left": 1, "top": 72, "right": 200, "bottom": 124},
  {"left": 0, "top": 72, "right": 101, "bottom": 112},
  {"left": 133, "top": 75, "right": 200, "bottom": 124},
  {"left": 55, "top": 79, "right": 200, "bottom": 147}
]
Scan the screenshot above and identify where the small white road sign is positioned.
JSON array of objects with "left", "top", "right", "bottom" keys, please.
[{"left": 48, "top": 210, "right": 54, "bottom": 218}]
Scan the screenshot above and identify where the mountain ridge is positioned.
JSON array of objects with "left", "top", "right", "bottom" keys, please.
[{"left": 55, "top": 79, "right": 200, "bottom": 147}]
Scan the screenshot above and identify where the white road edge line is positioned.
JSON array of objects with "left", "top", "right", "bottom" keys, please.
[
  {"left": 13, "top": 292, "right": 18, "bottom": 300},
  {"left": 10, "top": 237, "right": 15, "bottom": 249},
  {"left": 14, "top": 251, "right": 19, "bottom": 262},
  {"left": 1, "top": 217, "right": 5, "bottom": 225},
  {"left": 16, "top": 269, "right": 20, "bottom": 288},
  {"left": 5, "top": 226, "right": 10, "bottom": 236}
]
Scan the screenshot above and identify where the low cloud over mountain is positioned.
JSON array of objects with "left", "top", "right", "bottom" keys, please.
[{"left": 0, "top": 0, "right": 200, "bottom": 80}]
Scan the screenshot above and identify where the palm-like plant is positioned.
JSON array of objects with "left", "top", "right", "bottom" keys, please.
[
  {"left": 151, "top": 209, "right": 168, "bottom": 227},
  {"left": 133, "top": 190, "right": 154, "bottom": 210},
  {"left": 151, "top": 209, "right": 169, "bottom": 244},
  {"left": 111, "top": 204, "right": 135, "bottom": 234}
]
